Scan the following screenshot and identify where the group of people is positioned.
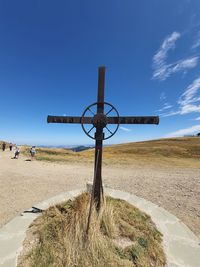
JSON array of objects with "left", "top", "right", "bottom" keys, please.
[
  {"left": 2, "top": 142, "right": 13, "bottom": 151},
  {"left": 1, "top": 142, "right": 36, "bottom": 160},
  {"left": 1, "top": 142, "right": 20, "bottom": 158}
]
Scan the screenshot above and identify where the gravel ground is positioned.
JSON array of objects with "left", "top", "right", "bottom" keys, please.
[{"left": 0, "top": 150, "right": 200, "bottom": 238}]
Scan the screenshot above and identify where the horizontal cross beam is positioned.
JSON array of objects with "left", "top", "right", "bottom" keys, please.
[
  {"left": 47, "top": 116, "right": 92, "bottom": 124},
  {"left": 108, "top": 116, "right": 159, "bottom": 124},
  {"left": 47, "top": 115, "right": 159, "bottom": 125}
]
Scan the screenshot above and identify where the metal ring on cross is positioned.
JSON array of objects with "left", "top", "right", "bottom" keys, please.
[{"left": 81, "top": 102, "right": 120, "bottom": 140}]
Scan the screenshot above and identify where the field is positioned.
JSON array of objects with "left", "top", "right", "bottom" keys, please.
[
  {"left": 0, "top": 137, "right": 199, "bottom": 241},
  {"left": 22, "top": 137, "right": 200, "bottom": 168}
]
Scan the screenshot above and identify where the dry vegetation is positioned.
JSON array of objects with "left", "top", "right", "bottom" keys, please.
[
  {"left": 18, "top": 193, "right": 166, "bottom": 267},
  {"left": 21, "top": 147, "right": 92, "bottom": 163},
  {"left": 21, "top": 137, "right": 200, "bottom": 168},
  {"left": 100, "top": 137, "right": 200, "bottom": 168}
]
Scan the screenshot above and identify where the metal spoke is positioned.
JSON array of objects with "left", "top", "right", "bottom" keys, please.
[
  {"left": 88, "top": 107, "right": 95, "bottom": 115},
  {"left": 87, "top": 126, "right": 95, "bottom": 134},
  {"left": 105, "top": 126, "right": 114, "bottom": 135},
  {"left": 105, "top": 107, "right": 114, "bottom": 116}
]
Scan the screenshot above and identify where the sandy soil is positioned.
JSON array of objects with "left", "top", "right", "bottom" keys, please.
[{"left": 0, "top": 150, "right": 200, "bottom": 238}]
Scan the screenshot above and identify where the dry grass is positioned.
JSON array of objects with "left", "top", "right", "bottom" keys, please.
[
  {"left": 21, "top": 147, "right": 93, "bottom": 163},
  {"left": 98, "top": 137, "right": 200, "bottom": 168},
  {"left": 21, "top": 137, "right": 200, "bottom": 168},
  {"left": 18, "top": 193, "right": 166, "bottom": 267}
]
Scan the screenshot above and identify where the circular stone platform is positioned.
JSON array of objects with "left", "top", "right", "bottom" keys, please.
[{"left": 0, "top": 187, "right": 199, "bottom": 267}]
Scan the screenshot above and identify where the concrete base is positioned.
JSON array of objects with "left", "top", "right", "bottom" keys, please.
[{"left": 0, "top": 187, "right": 199, "bottom": 267}]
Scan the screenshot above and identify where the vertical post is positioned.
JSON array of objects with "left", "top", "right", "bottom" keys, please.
[{"left": 93, "top": 66, "right": 105, "bottom": 212}]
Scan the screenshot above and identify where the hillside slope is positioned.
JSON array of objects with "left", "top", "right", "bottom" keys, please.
[
  {"left": 82, "top": 137, "right": 200, "bottom": 168},
  {"left": 21, "top": 137, "right": 200, "bottom": 168}
]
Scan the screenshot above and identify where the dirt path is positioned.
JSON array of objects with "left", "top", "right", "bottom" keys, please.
[{"left": 0, "top": 150, "right": 200, "bottom": 238}]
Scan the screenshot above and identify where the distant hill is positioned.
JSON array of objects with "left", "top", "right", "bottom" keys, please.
[
  {"left": 71, "top": 146, "right": 94, "bottom": 152},
  {"left": 21, "top": 137, "right": 200, "bottom": 168}
]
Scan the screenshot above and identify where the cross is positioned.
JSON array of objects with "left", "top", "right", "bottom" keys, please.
[{"left": 47, "top": 66, "right": 159, "bottom": 212}]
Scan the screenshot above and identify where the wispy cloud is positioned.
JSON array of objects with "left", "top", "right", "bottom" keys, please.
[
  {"left": 152, "top": 32, "right": 199, "bottom": 80},
  {"left": 153, "top": 56, "right": 198, "bottom": 81},
  {"left": 160, "top": 110, "right": 179, "bottom": 117},
  {"left": 178, "top": 77, "right": 200, "bottom": 114},
  {"left": 157, "top": 103, "right": 173, "bottom": 112},
  {"left": 153, "top": 32, "right": 180, "bottom": 67},
  {"left": 191, "top": 31, "right": 200, "bottom": 49},
  {"left": 120, "top": 126, "right": 131, "bottom": 132},
  {"left": 165, "top": 124, "right": 200, "bottom": 137},
  {"left": 194, "top": 116, "right": 200, "bottom": 120},
  {"left": 160, "top": 92, "right": 166, "bottom": 100},
  {"left": 160, "top": 76, "right": 200, "bottom": 117}
]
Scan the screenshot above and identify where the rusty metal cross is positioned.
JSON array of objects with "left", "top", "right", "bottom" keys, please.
[{"left": 47, "top": 66, "right": 159, "bottom": 212}]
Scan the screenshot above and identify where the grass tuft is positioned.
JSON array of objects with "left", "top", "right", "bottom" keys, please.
[{"left": 18, "top": 193, "right": 166, "bottom": 267}]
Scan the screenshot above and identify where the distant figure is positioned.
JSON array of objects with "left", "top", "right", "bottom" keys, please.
[
  {"left": 9, "top": 143, "right": 13, "bottom": 151},
  {"left": 2, "top": 142, "right": 6, "bottom": 151},
  {"left": 14, "top": 147, "right": 20, "bottom": 159},
  {"left": 30, "top": 146, "right": 36, "bottom": 159}
]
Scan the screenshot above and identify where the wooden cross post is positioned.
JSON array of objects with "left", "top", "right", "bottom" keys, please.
[
  {"left": 47, "top": 66, "right": 159, "bottom": 212},
  {"left": 92, "top": 67, "right": 105, "bottom": 211}
]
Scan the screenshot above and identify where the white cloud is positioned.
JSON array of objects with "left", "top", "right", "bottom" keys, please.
[
  {"left": 194, "top": 116, "right": 200, "bottom": 120},
  {"left": 157, "top": 103, "right": 173, "bottom": 112},
  {"left": 119, "top": 126, "right": 131, "bottom": 132},
  {"left": 153, "top": 32, "right": 180, "bottom": 67},
  {"left": 166, "top": 125, "right": 200, "bottom": 137},
  {"left": 192, "top": 31, "right": 200, "bottom": 49},
  {"left": 178, "top": 77, "right": 200, "bottom": 114},
  {"left": 179, "top": 77, "right": 200, "bottom": 106},
  {"left": 153, "top": 56, "right": 198, "bottom": 81},
  {"left": 160, "top": 110, "right": 179, "bottom": 117},
  {"left": 160, "top": 76, "right": 200, "bottom": 117},
  {"left": 179, "top": 104, "right": 200, "bottom": 114},
  {"left": 169, "top": 57, "right": 198, "bottom": 73},
  {"left": 152, "top": 32, "right": 198, "bottom": 80}
]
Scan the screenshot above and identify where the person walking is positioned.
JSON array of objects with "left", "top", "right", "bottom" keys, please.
[
  {"left": 2, "top": 142, "right": 6, "bottom": 151},
  {"left": 9, "top": 143, "right": 13, "bottom": 151},
  {"left": 30, "top": 146, "right": 36, "bottom": 160},
  {"left": 14, "top": 146, "right": 20, "bottom": 159}
]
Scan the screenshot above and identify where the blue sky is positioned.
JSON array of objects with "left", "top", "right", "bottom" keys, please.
[{"left": 1, "top": 0, "right": 200, "bottom": 146}]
